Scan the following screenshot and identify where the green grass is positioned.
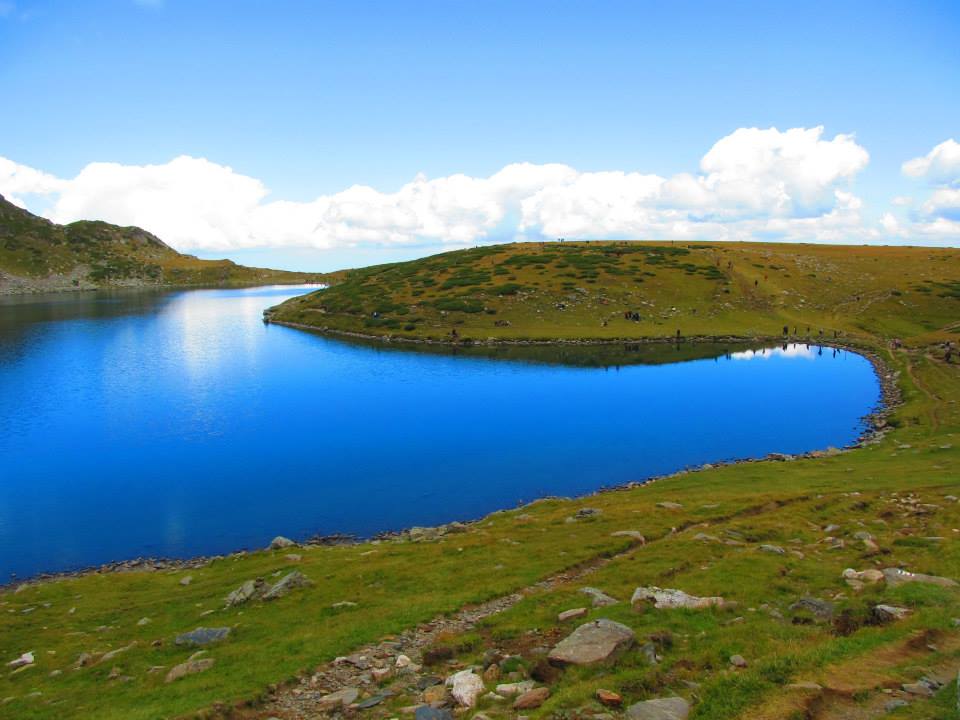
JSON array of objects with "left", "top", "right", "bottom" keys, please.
[{"left": 2, "top": 239, "right": 959, "bottom": 719}]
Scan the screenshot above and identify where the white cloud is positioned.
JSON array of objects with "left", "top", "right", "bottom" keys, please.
[
  {"left": 1, "top": 126, "right": 957, "bottom": 252},
  {"left": 902, "top": 139, "right": 960, "bottom": 186}
]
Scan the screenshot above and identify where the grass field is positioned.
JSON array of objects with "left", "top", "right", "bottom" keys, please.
[{"left": 2, "top": 240, "right": 959, "bottom": 719}]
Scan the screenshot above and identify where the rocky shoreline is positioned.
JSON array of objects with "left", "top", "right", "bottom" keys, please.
[{"left": 1, "top": 338, "right": 901, "bottom": 593}]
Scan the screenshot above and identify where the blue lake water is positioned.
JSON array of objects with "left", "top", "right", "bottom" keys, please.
[{"left": 0, "top": 285, "right": 880, "bottom": 580}]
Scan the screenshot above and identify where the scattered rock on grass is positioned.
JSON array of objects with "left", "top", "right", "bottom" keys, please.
[
  {"left": 548, "top": 619, "right": 635, "bottom": 666},
  {"left": 513, "top": 687, "right": 550, "bottom": 709},
  {"left": 580, "top": 587, "right": 619, "bottom": 607},
  {"left": 872, "top": 605, "right": 911, "bottom": 623},
  {"left": 175, "top": 627, "right": 230, "bottom": 646},
  {"left": 597, "top": 689, "right": 623, "bottom": 707},
  {"left": 415, "top": 707, "right": 453, "bottom": 720},
  {"left": 883, "top": 568, "right": 958, "bottom": 588},
  {"left": 262, "top": 571, "right": 311, "bottom": 600},
  {"left": 318, "top": 687, "right": 360, "bottom": 710},
  {"left": 729, "top": 654, "right": 748, "bottom": 668},
  {"left": 225, "top": 579, "right": 269, "bottom": 608},
  {"left": 558, "top": 608, "right": 588, "bottom": 622},
  {"left": 448, "top": 669, "right": 484, "bottom": 707},
  {"left": 631, "top": 587, "right": 726, "bottom": 610},
  {"left": 165, "top": 658, "right": 214, "bottom": 683},
  {"left": 625, "top": 696, "right": 690, "bottom": 720},
  {"left": 269, "top": 536, "right": 296, "bottom": 550}
]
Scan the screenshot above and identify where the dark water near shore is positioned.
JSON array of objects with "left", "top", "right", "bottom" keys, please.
[{"left": 0, "top": 286, "right": 880, "bottom": 579}]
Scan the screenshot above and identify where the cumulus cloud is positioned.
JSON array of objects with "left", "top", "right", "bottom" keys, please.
[
  {"left": 902, "top": 139, "right": 960, "bottom": 186},
  {"left": 2, "top": 125, "right": 955, "bottom": 252}
]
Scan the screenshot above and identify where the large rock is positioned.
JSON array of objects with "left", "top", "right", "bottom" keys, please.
[
  {"left": 175, "top": 627, "right": 231, "bottom": 646},
  {"left": 448, "top": 669, "right": 484, "bottom": 707},
  {"left": 318, "top": 687, "right": 360, "bottom": 709},
  {"left": 883, "top": 568, "right": 958, "bottom": 588},
  {"left": 788, "top": 597, "right": 835, "bottom": 623},
  {"left": 224, "top": 578, "right": 268, "bottom": 607},
  {"left": 263, "top": 571, "right": 311, "bottom": 601},
  {"left": 269, "top": 536, "right": 296, "bottom": 549},
  {"left": 548, "top": 619, "right": 635, "bottom": 666},
  {"left": 513, "top": 687, "right": 550, "bottom": 709},
  {"left": 165, "top": 657, "right": 214, "bottom": 683},
  {"left": 625, "top": 697, "right": 690, "bottom": 720},
  {"left": 415, "top": 707, "right": 454, "bottom": 720},
  {"left": 631, "top": 587, "right": 726, "bottom": 610}
]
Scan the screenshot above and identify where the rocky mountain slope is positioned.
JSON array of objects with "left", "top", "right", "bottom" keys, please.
[{"left": 0, "top": 194, "right": 326, "bottom": 293}]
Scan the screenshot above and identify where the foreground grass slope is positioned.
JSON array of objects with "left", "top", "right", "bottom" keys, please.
[
  {"left": 0, "top": 195, "right": 328, "bottom": 293},
  {"left": 268, "top": 240, "right": 960, "bottom": 346},
  {"left": 1, "top": 241, "right": 959, "bottom": 720}
]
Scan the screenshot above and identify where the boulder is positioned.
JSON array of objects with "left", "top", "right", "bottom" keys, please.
[
  {"left": 548, "top": 619, "right": 635, "bottom": 666},
  {"left": 580, "top": 587, "right": 619, "bottom": 607},
  {"left": 883, "top": 568, "right": 958, "bottom": 588},
  {"left": 165, "top": 657, "right": 214, "bottom": 683},
  {"left": 269, "top": 536, "right": 296, "bottom": 550},
  {"left": 225, "top": 578, "right": 268, "bottom": 607},
  {"left": 631, "top": 587, "right": 726, "bottom": 610},
  {"left": 415, "top": 707, "right": 453, "bottom": 720},
  {"left": 841, "top": 568, "right": 884, "bottom": 585},
  {"left": 729, "top": 654, "right": 748, "bottom": 668},
  {"left": 175, "top": 627, "right": 231, "bottom": 646},
  {"left": 625, "top": 697, "right": 690, "bottom": 720},
  {"left": 263, "top": 571, "right": 311, "bottom": 601},
  {"left": 318, "top": 687, "right": 360, "bottom": 709},
  {"left": 448, "top": 669, "right": 484, "bottom": 707},
  {"left": 513, "top": 687, "right": 550, "bottom": 709}
]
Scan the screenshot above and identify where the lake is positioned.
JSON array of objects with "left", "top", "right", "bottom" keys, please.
[{"left": 0, "top": 285, "right": 880, "bottom": 580}]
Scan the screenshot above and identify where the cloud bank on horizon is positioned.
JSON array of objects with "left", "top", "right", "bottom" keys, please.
[{"left": 1, "top": 127, "right": 958, "bottom": 254}]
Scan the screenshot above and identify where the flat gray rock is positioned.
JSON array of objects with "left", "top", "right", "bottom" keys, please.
[
  {"left": 263, "top": 570, "right": 311, "bottom": 600},
  {"left": 580, "top": 587, "right": 619, "bottom": 607},
  {"left": 625, "top": 697, "right": 690, "bottom": 720},
  {"left": 548, "top": 619, "right": 635, "bottom": 666},
  {"left": 415, "top": 707, "right": 454, "bottom": 720},
  {"left": 174, "top": 627, "right": 231, "bottom": 646},
  {"left": 883, "top": 567, "right": 958, "bottom": 588}
]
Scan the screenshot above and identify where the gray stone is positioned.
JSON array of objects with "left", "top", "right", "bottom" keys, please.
[
  {"left": 225, "top": 578, "right": 268, "bottom": 607},
  {"left": 165, "top": 657, "right": 214, "bottom": 683},
  {"left": 269, "top": 536, "right": 296, "bottom": 549},
  {"left": 174, "top": 627, "right": 231, "bottom": 646},
  {"left": 656, "top": 502, "right": 683, "bottom": 510},
  {"left": 548, "top": 619, "right": 635, "bottom": 666},
  {"left": 631, "top": 587, "right": 726, "bottom": 610},
  {"left": 883, "top": 567, "right": 958, "bottom": 588},
  {"left": 625, "top": 697, "right": 690, "bottom": 720},
  {"left": 872, "top": 605, "right": 911, "bottom": 623},
  {"left": 884, "top": 699, "right": 909, "bottom": 711},
  {"left": 788, "top": 597, "right": 835, "bottom": 622},
  {"left": 415, "top": 707, "right": 453, "bottom": 720},
  {"left": 580, "top": 587, "right": 619, "bottom": 607},
  {"left": 611, "top": 531, "right": 646, "bottom": 543},
  {"left": 263, "top": 571, "right": 311, "bottom": 600},
  {"left": 356, "top": 692, "right": 391, "bottom": 709},
  {"left": 759, "top": 544, "right": 785, "bottom": 555},
  {"left": 318, "top": 687, "right": 360, "bottom": 709},
  {"left": 558, "top": 607, "right": 588, "bottom": 622},
  {"left": 449, "top": 669, "right": 484, "bottom": 707},
  {"left": 729, "top": 654, "right": 747, "bottom": 668}
]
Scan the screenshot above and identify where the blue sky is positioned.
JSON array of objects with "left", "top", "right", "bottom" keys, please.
[{"left": 1, "top": 0, "right": 958, "bottom": 270}]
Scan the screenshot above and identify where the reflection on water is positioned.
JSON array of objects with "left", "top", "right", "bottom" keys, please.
[{"left": 0, "top": 286, "right": 881, "bottom": 579}]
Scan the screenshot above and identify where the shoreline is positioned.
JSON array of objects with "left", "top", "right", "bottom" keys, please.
[
  {"left": 1, "top": 336, "right": 900, "bottom": 592},
  {"left": 0, "top": 277, "right": 325, "bottom": 298}
]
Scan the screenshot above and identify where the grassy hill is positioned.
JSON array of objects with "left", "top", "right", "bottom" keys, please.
[
  {"left": 1, "top": 240, "right": 959, "bottom": 720},
  {"left": 0, "top": 194, "right": 328, "bottom": 293},
  {"left": 267, "top": 240, "right": 960, "bottom": 347}
]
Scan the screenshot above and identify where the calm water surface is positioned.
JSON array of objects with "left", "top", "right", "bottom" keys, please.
[{"left": 0, "top": 286, "right": 880, "bottom": 579}]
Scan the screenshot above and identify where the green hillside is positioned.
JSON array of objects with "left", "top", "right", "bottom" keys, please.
[
  {"left": 267, "top": 240, "right": 960, "bottom": 347},
  {"left": 0, "top": 195, "right": 328, "bottom": 293}
]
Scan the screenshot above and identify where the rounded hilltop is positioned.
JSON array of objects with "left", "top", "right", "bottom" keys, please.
[{"left": 267, "top": 240, "right": 960, "bottom": 347}]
